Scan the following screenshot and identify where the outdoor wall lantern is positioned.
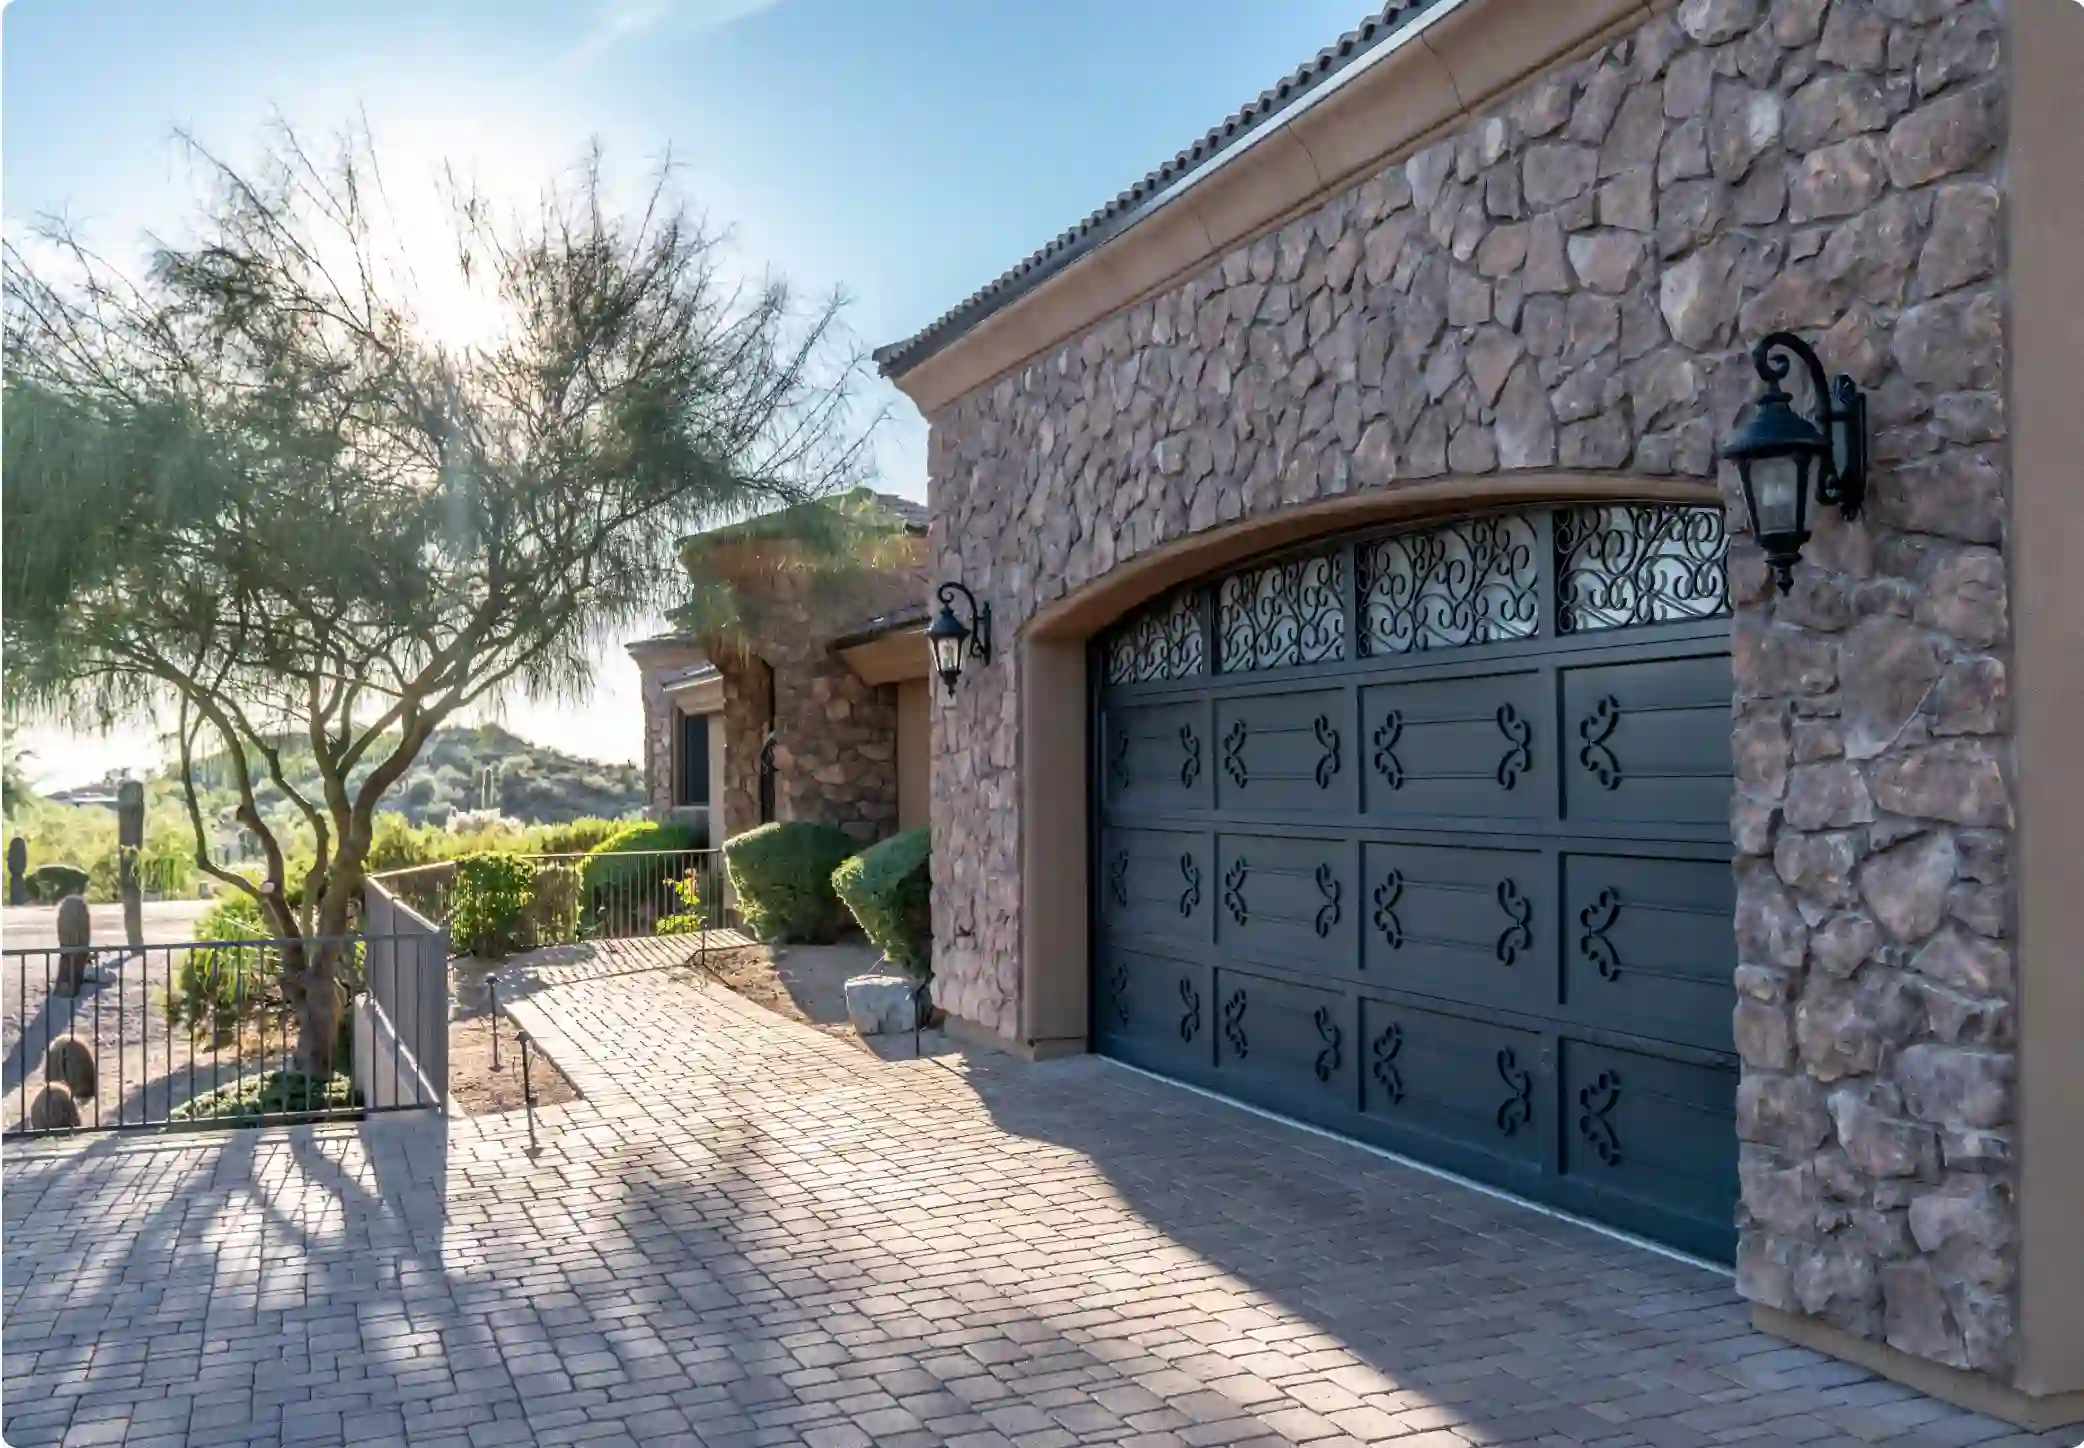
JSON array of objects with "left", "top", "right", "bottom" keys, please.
[
  {"left": 927, "top": 581, "right": 992, "bottom": 696},
  {"left": 1720, "top": 329, "right": 1869, "bottom": 593}
]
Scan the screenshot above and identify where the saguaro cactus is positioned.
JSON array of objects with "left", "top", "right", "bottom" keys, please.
[
  {"left": 54, "top": 893, "right": 90, "bottom": 997},
  {"left": 118, "top": 778, "right": 144, "bottom": 948},
  {"left": 6, "top": 836, "right": 26, "bottom": 906}
]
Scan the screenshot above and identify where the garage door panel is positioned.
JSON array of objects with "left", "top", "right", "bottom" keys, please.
[
  {"left": 1358, "top": 841, "right": 1547, "bottom": 1011},
  {"left": 1094, "top": 504, "right": 1735, "bottom": 1262},
  {"left": 1212, "top": 967, "right": 1353, "bottom": 1115},
  {"left": 1215, "top": 833, "right": 1356, "bottom": 976},
  {"left": 1359, "top": 996, "right": 1545, "bottom": 1169},
  {"left": 1561, "top": 853, "right": 1737, "bottom": 1052},
  {"left": 1098, "top": 827, "right": 1210, "bottom": 949},
  {"left": 1094, "top": 947, "right": 1212, "bottom": 1074},
  {"left": 1212, "top": 690, "right": 1354, "bottom": 816},
  {"left": 1559, "top": 1037, "right": 1739, "bottom": 1245},
  {"left": 1359, "top": 672, "right": 1549, "bottom": 821},
  {"left": 1102, "top": 700, "right": 1211, "bottom": 817},
  {"left": 1561, "top": 655, "right": 1733, "bottom": 828}
]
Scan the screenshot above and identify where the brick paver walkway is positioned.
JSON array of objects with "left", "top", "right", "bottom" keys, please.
[{"left": 3, "top": 947, "right": 2068, "bottom": 1448}]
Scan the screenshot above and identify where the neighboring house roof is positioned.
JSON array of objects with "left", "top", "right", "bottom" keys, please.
[
  {"left": 830, "top": 601, "right": 931, "bottom": 651},
  {"left": 658, "top": 663, "right": 720, "bottom": 692},
  {"left": 678, "top": 488, "right": 928, "bottom": 551},
  {"left": 872, "top": 0, "right": 1443, "bottom": 381}
]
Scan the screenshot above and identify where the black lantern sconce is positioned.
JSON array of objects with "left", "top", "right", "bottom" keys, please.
[
  {"left": 1719, "top": 330, "right": 1869, "bottom": 593},
  {"left": 927, "top": 581, "right": 992, "bottom": 695}
]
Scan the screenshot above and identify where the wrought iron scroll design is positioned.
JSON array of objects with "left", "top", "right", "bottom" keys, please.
[
  {"left": 1109, "top": 730, "right": 1131, "bottom": 792},
  {"left": 1372, "top": 870, "right": 1405, "bottom": 950},
  {"left": 1578, "top": 1070, "right": 1622, "bottom": 1164},
  {"left": 1109, "top": 960, "right": 1129, "bottom": 1025},
  {"left": 1223, "top": 859, "right": 1250, "bottom": 926},
  {"left": 1578, "top": 696, "right": 1623, "bottom": 789},
  {"left": 1179, "top": 978, "right": 1202, "bottom": 1043},
  {"left": 1313, "top": 716, "right": 1341, "bottom": 789},
  {"left": 1179, "top": 855, "right": 1202, "bottom": 918},
  {"left": 1313, "top": 1008, "right": 1342, "bottom": 1083},
  {"left": 1313, "top": 863, "right": 1342, "bottom": 940},
  {"left": 1371, "top": 1023, "right": 1405, "bottom": 1103},
  {"left": 1222, "top": 720, "right": 1250, "bottom": 788},
  {"left": 1495, "top": 879, "right": 1532, "bottom": 965},
  {"left": 1223, "top": 989, "right": 1249, "bottom": 1058},
  {"left": 1105, "top": 590, "right": 1207, "bottom": 683},
  {"left": 1179, "top": 726, "right": 1202, "bottom": 788},
  {"left": 1556, "top": 504, "right": 1729, "bottom": 634},
  {"left": 1359, "top": 512, "right": 1540, "bottom": 655},
  {"left": 1579, "top": 888, "right": 1622, "bottom": 981},
  {"left": 1496, "top": 1049, "right": 1535, "bottom": 1136},
  {"left": 1217, "top": 552, "right": 1347, "bottom": 673},
  {"left": 1495, "top": 704, "right": 1532, "bottom": 790},
  {"left": 1372, "top": 712, "right": 1406, "bottom": 790},
  {"left": 1108, "top": 851, "right": 1130, "bottom": 908}
]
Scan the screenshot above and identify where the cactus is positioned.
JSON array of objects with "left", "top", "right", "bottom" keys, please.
[
  {"left": 6, "top": 835, "right": 25, "bottom": 906},
  {"left": 117, "top": 778, "right": 144, "bottom": 947},
  {"left": 44, "top": 1035, "right": 97, "bottom": 1101},
  {"left": 28, "top": 1082, "right": 80, "bottom": 1130},
  {"left": 53, "top": 893, "right": 91, "bottom": 997}
]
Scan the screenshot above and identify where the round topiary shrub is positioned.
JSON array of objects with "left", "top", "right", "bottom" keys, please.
[
  {"left": 832, "top": 827, "right": 930, "bottom": 976},
  {"left": 722, "top": 822, "right": 860, "bottom": 944}
]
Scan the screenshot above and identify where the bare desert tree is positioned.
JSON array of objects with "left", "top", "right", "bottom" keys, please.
[{"left": 3, "top": 121, "right": 876, "bottom": 1074}]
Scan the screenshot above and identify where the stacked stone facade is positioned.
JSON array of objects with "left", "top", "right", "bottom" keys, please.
[{"left": 925, "top": 0, "right": 2011, "bottom": 1376}]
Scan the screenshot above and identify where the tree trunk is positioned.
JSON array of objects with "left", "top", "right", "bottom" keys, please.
[{"left": 285, "top": 867, "right": 361, "bottom": 1078}]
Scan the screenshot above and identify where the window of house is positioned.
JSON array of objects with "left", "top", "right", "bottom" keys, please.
[{"left": 677, "top": 712, "right": 711, "bottom": 807}]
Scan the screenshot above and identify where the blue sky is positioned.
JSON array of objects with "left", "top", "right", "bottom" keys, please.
[{"left": 3, "top": 0, "right": 1369, "bottom": 785}]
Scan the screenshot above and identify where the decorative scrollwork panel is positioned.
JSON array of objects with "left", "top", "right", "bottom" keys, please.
[
  {"left": 1359, "top": 512, "right": 1540, "bottom": 655},
  {"left": 1217, "top": 552, "right": 1347, "bottom": 672},
  {"left": 1105, "top": 590, "right": 1207, "bottom": 683},
  {"left": 1555, "top": 504, "right": 1729, "bottom": 633}
]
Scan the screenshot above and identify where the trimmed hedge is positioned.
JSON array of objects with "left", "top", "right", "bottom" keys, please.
[
  {"left": 451, "top": 853, "right": 538, "bottom": 958},
  {"left": 832, "top": 828, "right": 930, "bottom": 976},
  {"left": 579, "top": 819, "right": 702, "bottom": 896},
  {"left": 723, "top": 822, "right": 859, "bottom": 943}
]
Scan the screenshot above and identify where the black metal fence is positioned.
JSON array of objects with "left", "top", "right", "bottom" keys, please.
[
  {"left": 370, "top": 847, "right": 734, "bottom": 955},
  {"left": 3, "top": 927, "right": 447, "bottom": 1138}
]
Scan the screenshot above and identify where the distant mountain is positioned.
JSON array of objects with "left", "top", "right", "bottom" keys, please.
[{"left": 173, "top": 724, "right": 645, "bottom": 829}]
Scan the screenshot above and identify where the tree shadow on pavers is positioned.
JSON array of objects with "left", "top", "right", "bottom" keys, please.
[
  {"left": 933, "top": 1052, "right": 2040, "bottom": 1446},
  {"left": 1, "top": 1111, "right": 456, "bottom": 1447}
]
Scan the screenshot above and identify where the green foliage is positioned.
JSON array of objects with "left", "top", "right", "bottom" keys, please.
[
  {"left": 524, "top": 863, "right": 583, "bottom": 947},
  {"left": 31, "top": 862, "right": 88, "bottom": 899},
  {"left": 832, "top": 827, "right": 931, "bottom": 976},
  {"left": 655, "top": 872, "right": 708, "bottom": 935},
  {"left": 530, "top": 818, "right": 627, "bottom": 856},
  {"left": 579, "top": 820, "right": 703, "bottom": 896},
  {"left": 169, "top": 894, "right": 283, "bottom": 1041},
  {"left": 723, "top": 822, "right": 859, "bottom": 944},
  {"left": 169, "top": 1070, "right": 357, "bottom": 1124},
  {"left": 450, "top": 853, "right": 538, "bottom": 959}
]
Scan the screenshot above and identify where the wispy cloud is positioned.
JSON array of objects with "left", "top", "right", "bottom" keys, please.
[{"left": 567, "top": 0, "right": 783, "bottom": 69}]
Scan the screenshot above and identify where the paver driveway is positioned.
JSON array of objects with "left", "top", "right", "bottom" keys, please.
[{"left": 2, "top": 950, "right": 2067, "bottom": 1448}]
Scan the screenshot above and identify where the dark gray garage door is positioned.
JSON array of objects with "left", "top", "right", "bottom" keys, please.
[{"left": 1092, "top": 503, "right": 1739, "bottom": 1261}]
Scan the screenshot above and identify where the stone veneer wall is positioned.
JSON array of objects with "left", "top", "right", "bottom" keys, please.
[
  {"left": 641, "top": 670, "right": 677, "bottom": 817},
  {"left": 925, "top": 0, "right": 2013, "bottom": 1377}
]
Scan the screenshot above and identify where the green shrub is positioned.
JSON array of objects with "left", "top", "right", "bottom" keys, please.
[
  {"left": 32, "top": 862, "right": 88, "bottom": 900},
  {"left": 655, "top": 872, "right": 708, "bottom": 935},
  {"left": 170, "top": 1069, "right": 357, "bottom": 1125},
  {"left": 832, "top": 828, "right": 931, "bottom": 976},
  {"left": 531, "top": 818, "right": 629, "bottom": 857},
  {"left": 170, "top": 894, "right": 283, "bottom": 1041},
  {"left": 524, "top": 862, "right": 582, "bottom": 947},
  {"left": 579, "top": 820, "right": 702, "bottom": 894},
  {"left": 723, "top": 822, "right": 859, "bottom": 944},
  {"left": 450, "top": 853, "right": 538, "bottom": 958}
]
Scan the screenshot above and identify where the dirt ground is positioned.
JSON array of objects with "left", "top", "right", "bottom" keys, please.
[
  {"left": 682, "top": 939, "right": 945, "bottom": 1058},
  {"left": 447, "top": 959, "right": 578, "bottom": 1116}
]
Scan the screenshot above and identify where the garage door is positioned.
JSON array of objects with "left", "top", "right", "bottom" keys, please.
[{"left": 1092, "top": 503, "right": 1739, "bottom": 1261}]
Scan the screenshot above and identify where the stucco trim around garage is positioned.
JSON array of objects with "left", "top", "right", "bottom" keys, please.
[
  {"left": 2008, "top": 0, "right": 2084, "bottom": 1406},
  {"left": 880, "top": 0, "right": 1669, "bottom": 416},
  {"left": 837, "top": 627, "right": 930, "bottom": 686}
]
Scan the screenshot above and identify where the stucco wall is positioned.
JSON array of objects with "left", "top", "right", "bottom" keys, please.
[{"left": 926, "top": 0, "right": 2013, "bottom": 1380}]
